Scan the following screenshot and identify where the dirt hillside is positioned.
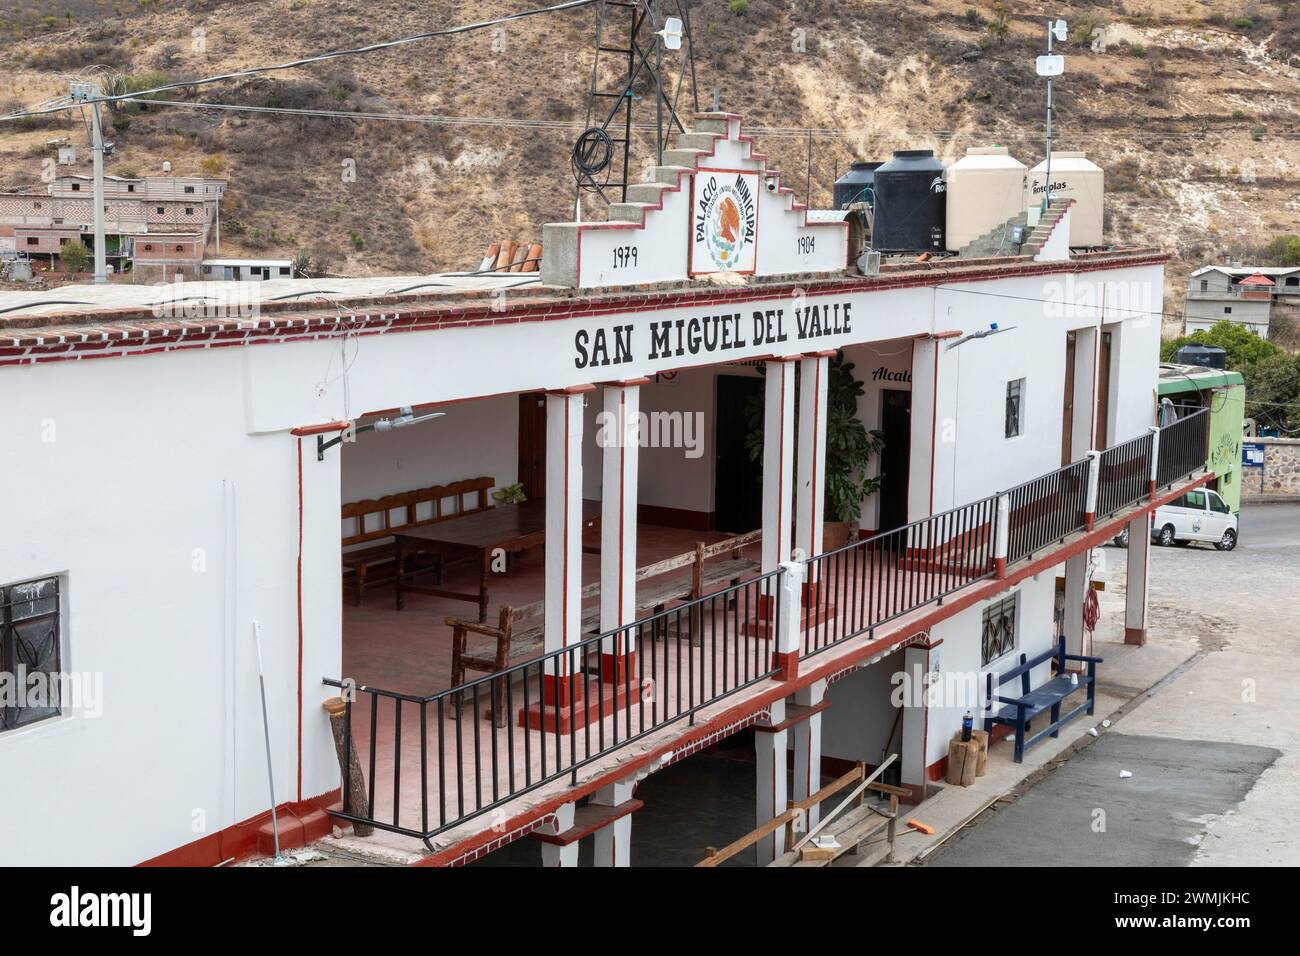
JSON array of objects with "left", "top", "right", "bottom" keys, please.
[{"left": 3, "top": 0, "right": 1298, "bottom": 316}]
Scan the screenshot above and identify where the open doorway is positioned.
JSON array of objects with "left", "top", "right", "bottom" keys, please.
[
  {"left": 878, "top": 389, "right": 911, "bottom": 533},
  {"left": 517, "top": 392, "right": 546, "bottom": 500},
  {"left": 714, "top": 375, "right": 763, "bottom": 532}
]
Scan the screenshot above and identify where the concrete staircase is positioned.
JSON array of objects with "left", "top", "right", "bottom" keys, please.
[
  {"left": 1019, "top": 198, "right": 1074, "bottom": 258},
  {"left": 957, "top": 211, "right": 1030, "bottom": 258}
]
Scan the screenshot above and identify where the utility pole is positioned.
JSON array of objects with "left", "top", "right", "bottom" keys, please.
[
  {"left": 1038, "top": 19, "right": 1068, "bottom": 215},
  {"left": 70, "top": 81, "right": 108, "bottom": 284}
]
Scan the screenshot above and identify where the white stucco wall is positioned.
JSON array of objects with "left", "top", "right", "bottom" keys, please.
[{"left": 0, "top": 348, "right": 338, "bottom": 865}]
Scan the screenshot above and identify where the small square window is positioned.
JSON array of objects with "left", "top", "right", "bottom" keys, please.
[
  {"left": 142, "top": 244, "right": 153, "bottom": 252},
  {"left": 26, "top": 237, "right": 38, "bottom": 246},
  {"left": 2, "top": 576, "right": 62, "bottom": 730},
  {"left": 1005, "top": 378, "right": 1024, "bottom": 439},
  {"left": 127, "top": 184, "right": 136, "bottom": 192},
  {"left": 184, "top": 185, "right": 195, "bottom": 194},
  {"left": 184, "top": 207, "right": 194, "bottom": 215},
  {"left": 155, "top": 207, "right": 165, "bottom": 215},
  {"left": 174, "top": 244, "right": 185, "bottom": 252},
  {"left": 59, "top": 238, "right": 69, "bottom": 246},
  {"left": 70, "top": 182, "right": 80, "bottom": 191},
  {"left": 981, "top": 593, "right": 1017, "bottom": 667},
  {"left": 1199, "top": 280, "right": 1208, "bottom": 291},
  {"left": 1224, "top": 307, "right": 1233, "bottom": 314}
]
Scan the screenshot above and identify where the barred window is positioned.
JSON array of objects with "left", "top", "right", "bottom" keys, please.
[
  {"left": 981, "top": 592, "right": 1017, "bottom": 666},
  {"left": 1005, "top": 378, "right": 1024, "bottom": 439},
  {"left": 1, "top": 576, "right": 62, "bottom": 730}
]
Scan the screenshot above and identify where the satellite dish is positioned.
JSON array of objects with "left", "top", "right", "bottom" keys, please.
[
  {"left": 1036, "top": 54, "right": 1065, "bottom": 76},
  {"left": 656, "top": 16, "right": 683, "bottom": 50},
  {"left": 1051, "top": 19, "right": 1068, "bottom": 42}
]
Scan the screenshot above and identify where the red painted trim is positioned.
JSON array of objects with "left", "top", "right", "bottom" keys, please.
[
  {"left": 0, "top": 252, "right": 1170, "bottom": 363},
  {"left": 928, "top": 343, "right": 939, "bottom": 517},
  {"left": 290, "top": 420, "right": 351, "bottom": 436},
  {"left": 414, "top": 471, "right": 1213, "bottom": 866},
  {"left": 295, "top": 437, "right": 304, "bottom": 801},
  {"left": 137, "top": 790, "right": 340, "bottom": 867}
]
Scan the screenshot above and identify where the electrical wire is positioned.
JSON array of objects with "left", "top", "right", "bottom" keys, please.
[{"left": 0, "top": 0, "right": 603, "bottom": 123}]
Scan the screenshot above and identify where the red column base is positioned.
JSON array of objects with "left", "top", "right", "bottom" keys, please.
[
  {"left": 772, "top": 650, "right": 799, "bottom": 682},
  {"left": 600, "top": 651, "right": 637, "bottom": 683},
  {"left": 1124, "top": 626, "right": 1147, "bottom": 646},
  {"left": 518, "top": 677, "right": 636, "bottom": 734},
  {"left": 995, "top": 557, "right": 1007, "bottom": 578},
  {"left": 1084, "top": 512, "right": 1096, "bottom": 531}
]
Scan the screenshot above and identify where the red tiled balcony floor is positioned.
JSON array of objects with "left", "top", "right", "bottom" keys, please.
[{"left": 335, "top": 528, "right": 974, "bottom": 851}]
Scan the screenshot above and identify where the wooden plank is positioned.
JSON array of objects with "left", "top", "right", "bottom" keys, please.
[
  {"left": 752, "top": 699, "right": 831, "bottom": 734},
  {"left": 529, "top": 799, "right": 645, "bottom": 847}
]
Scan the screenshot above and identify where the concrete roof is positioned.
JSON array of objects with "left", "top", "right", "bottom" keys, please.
[
  {"left": 1191, "top": 264, "right": 1300, "bottom": 277},
  {"left": 1158, "top": 362, "right": 1244, "bottom": 395},
  {"left": 0, "top": 271, "right": 543, "bottom": 320}
]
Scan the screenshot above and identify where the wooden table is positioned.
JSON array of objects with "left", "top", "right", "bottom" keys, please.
[{"left": 393, "top": 500, "right": 599, "bottom": 621}]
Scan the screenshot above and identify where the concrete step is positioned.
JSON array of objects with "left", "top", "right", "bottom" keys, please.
[
  {"left": 654, "top": 164, "right": 695, "bottom": 185},
  {"left": 691, "top": 115, "right": 730, "bottom": 134},
  {"left": 676, "top": 131, "right": 720, "bottom": 152},
  {"left": 606, "top": 202, "right": 654, "bottom": 222},
  {"left": 662, "top": 148, "right": 705, "bottom": 169},
  {"left": 626, "top": 181, "right": 673, "bottom": 204}
]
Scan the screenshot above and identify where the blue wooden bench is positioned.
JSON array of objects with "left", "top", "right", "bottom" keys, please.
[{"left": 984, "top": 636, "right": 1102, "bottom": 763}]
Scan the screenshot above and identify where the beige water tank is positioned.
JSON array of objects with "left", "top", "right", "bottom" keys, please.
[
  {"left": 1026, "top": 151, "right": 1104, "bottom": 247},
  {"left": 944, "top": 147, "right": 1027, "bottom": 252}
]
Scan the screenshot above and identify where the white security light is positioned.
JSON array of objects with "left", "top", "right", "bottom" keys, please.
[
  {"left": 657, "top": 16, "right": 683, "bottom": 50},
  {"left": 1036, "top": 54, "right": 1065, "bottom": 76}
]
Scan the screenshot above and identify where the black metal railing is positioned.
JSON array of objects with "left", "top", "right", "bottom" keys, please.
[
  {"left": 800, "top": 494, "right": 999, "bottom": 659},
  {"left": 1004, "top": 458, "right": 1091, "bottom": 564},
  {"left": 1157, "top": 407, "right": 1210, "bottom": 489},
  {"left": 324, "top": 569, "right": 783, "bottom": 842},
  {"left": 1096, "top": 431, "right": 1154, "bottom": 518}
]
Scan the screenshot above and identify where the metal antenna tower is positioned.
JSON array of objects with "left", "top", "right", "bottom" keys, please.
[{"left": 571, "top": 0, "right": 700, "bottom": 210}]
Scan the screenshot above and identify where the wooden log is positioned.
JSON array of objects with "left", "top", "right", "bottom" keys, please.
[
  {"left": 323, "top": 696, "right": 373, "bottom": 836},
  {"left": 971, "top": 729, "right": 989, "bottom": 776},
  {"left": 946, "top": 738, "right": 979, "bottom": 787}
]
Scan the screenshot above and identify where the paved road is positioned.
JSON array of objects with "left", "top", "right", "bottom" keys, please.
[{"left": 927, "top": 501, "right": 1300, "bottom": 867}]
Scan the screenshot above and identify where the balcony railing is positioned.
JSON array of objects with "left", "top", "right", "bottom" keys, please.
[
  {"left": 800, "top": 495, "right": 999, "bottom": 660},
  {"left": 1096, "top": 431, "right": 1155, "bottom": 518},
  {"left": 1157, "top": 407, "right": 1210, "bottom": 489},
  {"left": 321, "top": 409, "right": 1211, "bottom": 845},
  {"left": 324, "top": 570, "right": 782, "bottom": 843},
  {"left": 1005, "top": 458, "right": 1091, "bottom": 564}
]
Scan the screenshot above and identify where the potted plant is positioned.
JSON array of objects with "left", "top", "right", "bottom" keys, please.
[
  {"left": 491, "top": 482, "right": 527, "bottom": 505},
  {"left": 746, "top": 351, "right": 885, "bottom": 550},
  {"left": 822, "top": 352, "right": 886, "bottom": 548}
]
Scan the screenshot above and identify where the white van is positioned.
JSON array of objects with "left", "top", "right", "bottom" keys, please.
[{"left": 1150, "top": 487, "right": 1238, "bottom": 551}]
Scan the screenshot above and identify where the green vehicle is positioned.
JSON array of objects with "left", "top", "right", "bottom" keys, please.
[{"left": 1158, "top": 363, "right": 1245, "bottom": 515}]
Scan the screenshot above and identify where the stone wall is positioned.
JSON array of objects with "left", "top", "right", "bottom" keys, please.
[{"left": 1241, "top": 437, "right": 1300, "bottom": 501}]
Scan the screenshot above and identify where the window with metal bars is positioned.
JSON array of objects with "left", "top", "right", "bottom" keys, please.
[
  {"left": 1005, "top": 379, "right": 1024, "bottom": 439},
  {"left": 1, "top": 576, "right": 62, "bottom": 730},
  {"left": 981, "top": 592, "right": 1018, "bottom": 666}
]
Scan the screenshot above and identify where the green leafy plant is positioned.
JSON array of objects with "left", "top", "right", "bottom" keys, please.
[
  {"left": 59, "top": 239, "right": 90, "bottom": 273},
  {"left": 492, "top": 482, "right": 527, "bottom": 505},
  {"left": 745, "top": 351, "right": 886, "bottom": 526}
]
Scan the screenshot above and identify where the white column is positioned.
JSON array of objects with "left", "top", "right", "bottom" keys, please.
[
  {"left": 795, "top": 353, "right": 831, "bottom": 565},
  {"left": 591, "top": 779, "right": 635, "bottom": 867},
  {"left": 755, "top": 561, "right": 805, "bottom": 863},
  {"left": 900, "top": 641, "right": 934, "bottom": 801},
  {"left": 761, "top": 358, "right": 797, "bottom": 575},
  {"left": 544, "top": 389, "right": 587, "bottom": 704},
  {"left": 1124, "top": 514, "right": 1150, "bottom": 646},
  {"left": 791, "top": 679, "right": 826, "bottom": 829},
  {"left": 539, "top": 802, "right": 578, "bottom": 868},
  {"left": 1062, "top": 552, "right": 1088, "bottom": 660},
  {"left": 600, "top": 382, "right": 642, "bottom": 679},
  {"left": 754, "top": 701, "right": 788, "bottom": 865}
]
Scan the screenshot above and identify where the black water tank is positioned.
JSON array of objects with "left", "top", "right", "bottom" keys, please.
[
  {"left": 1177, "top": 344, "right": 1227, "bottom": 369},
  {"left": 834, "top": 161, "right": 882, "bottom": 210},
  {"left": 871, "top": 149, "right": 947, "bottom": 253}
]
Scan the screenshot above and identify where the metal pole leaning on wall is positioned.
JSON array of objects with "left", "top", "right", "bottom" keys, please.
[{"left": 252, "top": 620, "right": 284, "bottom": 862}]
